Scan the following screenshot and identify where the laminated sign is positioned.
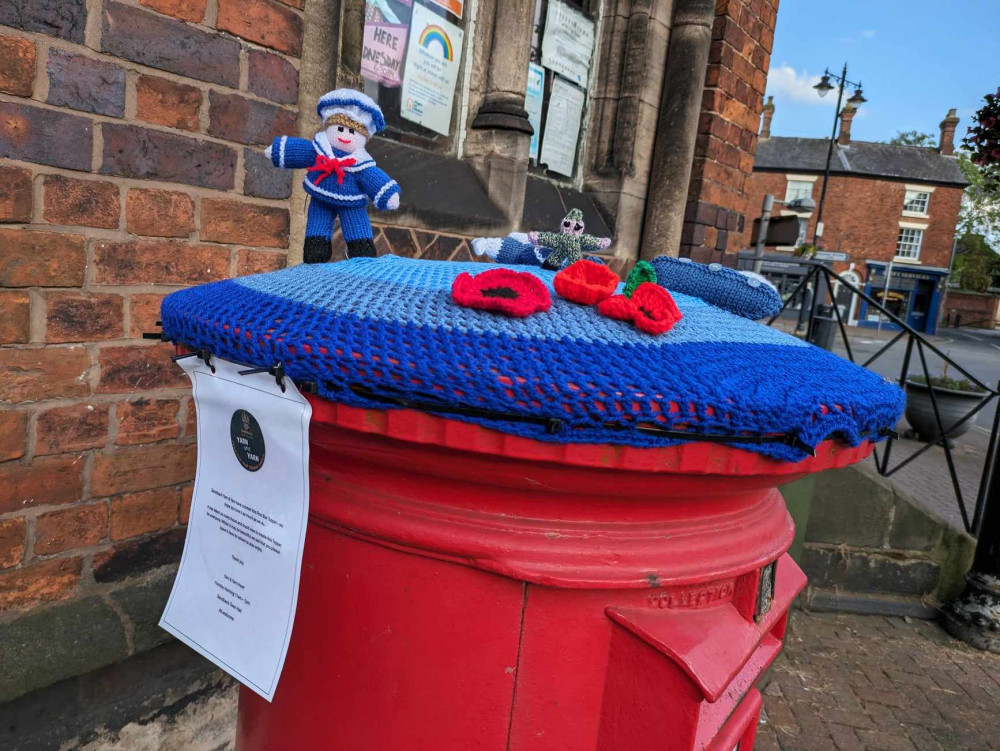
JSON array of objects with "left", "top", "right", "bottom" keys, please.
[{"left": 160, "top": 356, "right": 312, "bottom": 702}]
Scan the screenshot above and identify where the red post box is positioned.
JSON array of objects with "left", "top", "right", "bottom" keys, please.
[{"left": 235, "top": 400, "right": 872, "bottom": 751}]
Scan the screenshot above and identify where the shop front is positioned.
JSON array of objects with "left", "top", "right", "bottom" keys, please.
[{"left": 858, "top": 261, "right": 949, "bottom": 335}]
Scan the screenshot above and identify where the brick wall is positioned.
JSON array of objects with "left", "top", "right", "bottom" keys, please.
[
  {"left": 942, "top": 290, "right": 1000, "bottom": 329},
  {"left": 739, "top": 172, "right": 964, "bottom": 273},
  {"left": 681, "top": 0, "right": 777, "bottom": 263},
  {"left": 0, "top": 0, "right": 302, "bottom": 698}
]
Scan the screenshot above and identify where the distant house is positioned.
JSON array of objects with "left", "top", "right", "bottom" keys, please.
[{"left": 739, "top": 100, "right": 969, "bottom": 334}]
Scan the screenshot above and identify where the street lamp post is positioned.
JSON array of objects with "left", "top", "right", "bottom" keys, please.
[{"left": 812, "top": 64, "right": 867, "bottom": 246}]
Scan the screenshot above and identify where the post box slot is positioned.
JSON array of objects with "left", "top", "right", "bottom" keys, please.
[{"left": 606, "top": 554, "right": 805, "bottom": 703}]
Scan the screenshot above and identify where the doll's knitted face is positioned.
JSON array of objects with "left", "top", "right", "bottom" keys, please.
[
  {"left": 561, "top": 217, "right": 585, "bottom": 236},
  {"left": 326, "top": 123, "right": 368, "bottom": 154}
]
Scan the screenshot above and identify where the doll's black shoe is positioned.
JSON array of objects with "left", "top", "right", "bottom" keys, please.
[
  {"left": 346, "top": 238, "right": 377, "bottom": 258},
  {"left": 303, "top": 236, "right": 332, "bottom": 264}
]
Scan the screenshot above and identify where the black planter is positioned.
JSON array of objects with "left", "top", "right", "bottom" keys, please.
[{"left": 904, "top": 380, "right": 983, "bottom": 446}]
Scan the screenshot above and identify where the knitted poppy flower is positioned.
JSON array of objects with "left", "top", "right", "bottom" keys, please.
[
  {"left": 596, "top": 294, "right": 637, "bottom": 322},
  {"left": 553, "top": 259, "right": 620, "bottom": 305},
  {"left": 451, "top": 268, "right": 551, "bottom": 318},
  {"left": 630, "top": 282, "right": 682, "bottom": 334}
]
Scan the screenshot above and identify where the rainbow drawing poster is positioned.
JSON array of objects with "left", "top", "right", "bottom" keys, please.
[{"left": 400, "top": 3, "right": 464, "bottom": 136}]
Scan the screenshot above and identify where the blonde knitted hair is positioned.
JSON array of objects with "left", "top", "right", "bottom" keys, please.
[{"left": 324, "top": 113, "right": 370, "bottom": 138}]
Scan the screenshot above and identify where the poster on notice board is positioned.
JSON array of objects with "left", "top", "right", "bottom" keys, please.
[
  {"left": 540, "top": 0, "right": 595, "bottom": 89},
  {"left": 400, "top": 3, "right": 464, "bottom": 135},
  {"left": 428, "top": 0, "right": 463, "bottom": 19},
  {"left": 525, "top": 63, "right": 545, "bottom": 161},
  {"left": 540, "top": 76, "right": 584, "bottom": 177},
  {"left": 361, "top": 0, "right": 413, "bottom": 87}
]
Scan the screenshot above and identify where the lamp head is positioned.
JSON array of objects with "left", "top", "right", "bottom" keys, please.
[
  {"left": 786, "top": 196, "right": 817, "bottom": 212},
  {"left": 847, "top": 87, "right": 866, "bottom": 107},
  {"left": 814, "top": 73, "right": 835, "bottom": 98}
]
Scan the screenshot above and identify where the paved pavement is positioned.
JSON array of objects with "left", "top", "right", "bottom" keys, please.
[{"left": 758, "top": 610, "right": 1000, "bottom": 751}]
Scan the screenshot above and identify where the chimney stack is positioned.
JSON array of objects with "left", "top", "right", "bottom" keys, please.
[
  {"left": 837, "top": 104, "right": 856, "bottom": 147},
  {"left": 759, "top": 96, "right": 774, "bottom": 139},
  {"left": 939, "top": 108, "right": 959, "bottom": 155}
]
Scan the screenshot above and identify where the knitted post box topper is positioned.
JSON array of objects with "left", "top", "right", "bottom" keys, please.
[
  {"left": 528, "top": 209, "right": 613, "bottom": 270},
  {"left": 265, "top": 89, "right": 400, "bottom": 262}
]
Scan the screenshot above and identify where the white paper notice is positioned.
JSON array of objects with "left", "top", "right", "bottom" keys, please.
[
  {"left": 400, "top": 3, "right": 464, "bottom": 135},
  {"left": 540, "top": 76, "right": 585, "bottom": 177},
  {"left": 160, "top": 356, "right": 311, "bottom": 702},
  {"left": 525, "top": 62, "right": 545, "bottom": 162},
  {"left": 540, "top": 0, "right": 595, "bottom": 89}
]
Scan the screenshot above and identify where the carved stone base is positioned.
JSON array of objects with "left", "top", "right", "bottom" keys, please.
[
  {"left": 472, "top": 98, "right": 533, "bottom": 134},
  {"left": 942, "top": 573, "right": 1000, "bottom": 653}
]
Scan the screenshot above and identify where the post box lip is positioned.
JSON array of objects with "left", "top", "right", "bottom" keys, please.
[{"left": 307, "top": 395, "right": 874, "bottom": 477}]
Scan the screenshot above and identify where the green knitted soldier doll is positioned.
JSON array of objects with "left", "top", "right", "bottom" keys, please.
[{"left": 528, "top": 209, "right": 612, "bottom": 270}]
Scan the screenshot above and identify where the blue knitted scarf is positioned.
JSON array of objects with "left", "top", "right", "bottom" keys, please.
[{"left": 161, "top": 256, "right": 905, "bottom": 462}]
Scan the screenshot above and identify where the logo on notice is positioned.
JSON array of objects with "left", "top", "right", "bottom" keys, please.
[{"left": 230, "top": 409, "right": 265, "bottom": 472}]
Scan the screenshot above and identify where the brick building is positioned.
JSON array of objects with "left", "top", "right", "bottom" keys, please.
[
  {"left": 738, "top": 102, "right": 968, "bottom": 334},
  {"left": 0, "top": 0, "right": 779, "bottom": 736}
]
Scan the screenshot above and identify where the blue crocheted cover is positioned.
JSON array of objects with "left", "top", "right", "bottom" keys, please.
[
  {"left": 161, "top": 256, "right": 904, "bottom": 462},
  {"left": 652, "top": 256, "right": 783, "bottom": 320}
]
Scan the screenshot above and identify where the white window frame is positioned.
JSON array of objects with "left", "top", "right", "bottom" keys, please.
[
  {"left": 895, "top": 221, "right": 927, "bottom": 262},
  {"left": 902, "top": 184, "right": 934, "bottom": 218},
  {"left": 783, "top": 174, "right": 818, "bottom": 207}
]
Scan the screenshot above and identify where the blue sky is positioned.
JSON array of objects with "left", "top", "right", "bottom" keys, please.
[{"left": 765, "top": 1, "right": 1000, "bottom": 144}]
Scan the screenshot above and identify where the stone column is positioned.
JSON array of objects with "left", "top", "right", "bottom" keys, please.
[
  {"left": 638, "top": 0, "right": 715, "bottom": 262},
  {"left": 463, "top": 0, "right": 536, "bottom": 224}
]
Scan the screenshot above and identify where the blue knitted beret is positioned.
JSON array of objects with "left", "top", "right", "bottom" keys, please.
[
  {"left": 161, "top": 256, "right": 904, "bottom": 462},
  {"left": 651, "top": 256, "right": 783, "bottom": 320}
]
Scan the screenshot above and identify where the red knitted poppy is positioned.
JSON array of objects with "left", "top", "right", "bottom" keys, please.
[
  {"left": 630, "top": 282, "right": 682, "bottom": 334},
  {"left": 451, "top": 268, "right": 552, "bottom": 318},
  {"left": 553, "top": 260, "right": 620, "bottom": 305},
  {"left": 596, "top": 294, "right": 637, "bottom": 322}
]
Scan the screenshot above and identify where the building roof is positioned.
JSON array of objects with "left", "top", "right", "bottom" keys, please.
[{"left": 754, "top": 137, "right": 969, "bottom": 187}]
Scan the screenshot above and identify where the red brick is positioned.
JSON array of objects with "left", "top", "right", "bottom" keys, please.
[
  {"left": 236, "top": 249, "right": 286, "bottom": 276},
  {"left": 0, "top": 101, "right": 93, "bottom": 171},
  {"left": 0, "top": 411, "right": 29, "bottom": 462},
  {"left": 135, "top": 74, "right": 203, "bottom": 132},
  {"left": 101, "top": 1, "right": 240, "bottom": 87},
  {"left": 0, "top": 454, "right": 86, "bottom": 514},
  {"left": 0, "top": 557, "right": 81, "bottom": 612},
  {"left": 0, "top": 165, "right": 32, "bottom": 222},
  {"left": 140, "top": 0, "right": 207, "bottom": 23},
  {"left": 0, "top": 35, "right": 35, "bottom": 96},
  {"left": 0, "top": 347, "right": 91, "bottom": 403},
  {"left": 101, "top": 123, "right": 236, "bottom": 191},
  {"left": 110, "top": 488, "right": 178, "bottom": 540},
  {"left": 97, "top": 344, "right": 189, "bottom": 394},
  {"left": 90, "top": 443, "right": 197, "bottom": 496},
  {"left": 35, "top": 403, "right": 110, "bottom": 456},
  {"left": 125, "top": 188, "right": 195, "bottom": 238},
  {"left": 46, "top": 292, "right": 125, "bottom": 343},
  {"left": 183, "top": 399, "right": 196, "bottom": 437},
  {"left": 179, "top": 484, "right": 192, "bottom": 523},
  {"left": 0, "top": 517, "right": 26, "bottom": 569},
  {"left": 208, "top": 90, "right": 296, "bottom": 146},
  {"left": 116, "top": 398, "right": 181, "bottom": 445},
  {"left": 247, "top": 49, "right": 299, "bottom": 105},
  {"left": 0, "top": 290, "right": 30, "bottom": 344},
  {"left": 94, "top": 240, "right": 230, "bottom": 285},
  {"left": 0, "top": 228, "right": 86, "bottom": 287},
  {"left": 217, "top": 0, "right": 304, "bottom": 56},
  {"left": 201, "top": 199, "right": 289, "bottom": 248},
  {"left": 34, "top": 502, "right": 108, "bottom": 554},
  {"left": 129, "top": 293, "right": 168, "bottom": 339}
]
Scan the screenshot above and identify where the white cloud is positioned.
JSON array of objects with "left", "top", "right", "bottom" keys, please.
[
  {"left": 861, "top": 29, "right": 876, "bottom": 39},
  {"left": 766, "top": 64, "right": 837, "bottom": 106}
]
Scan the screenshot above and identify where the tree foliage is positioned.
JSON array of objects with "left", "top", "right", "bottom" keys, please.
[
  {"left": 957, "top": 152, "right": 1000, "bottom": 242},
  {"left": 889, "top": 130, "right": 937, "bottom": 148},
  {"left": 953, "top": 232, "right": 1000, "bottom": 292}
]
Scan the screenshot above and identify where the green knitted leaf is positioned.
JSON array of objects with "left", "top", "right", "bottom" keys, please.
[{"left": 624, "top": 261, "right": 657, "bottom": 297}]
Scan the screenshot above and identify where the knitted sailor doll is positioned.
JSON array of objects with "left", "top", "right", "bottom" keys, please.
[{"left": 265, "top": 89, "right": 400, "bottom": 262}]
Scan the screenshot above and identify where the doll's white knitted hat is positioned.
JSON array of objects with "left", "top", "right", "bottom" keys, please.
[{"left": 317, "top": 89, "right": 386, "bottom": 135}]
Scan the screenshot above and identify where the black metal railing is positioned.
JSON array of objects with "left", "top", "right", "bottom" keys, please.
[{"left": 766, "top": 261, "right": 1000, "bottom": 536}]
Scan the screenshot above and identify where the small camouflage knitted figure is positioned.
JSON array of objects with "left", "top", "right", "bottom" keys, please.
[{"left": 528, "top": 209, "right": 612, "bottom": 270}]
